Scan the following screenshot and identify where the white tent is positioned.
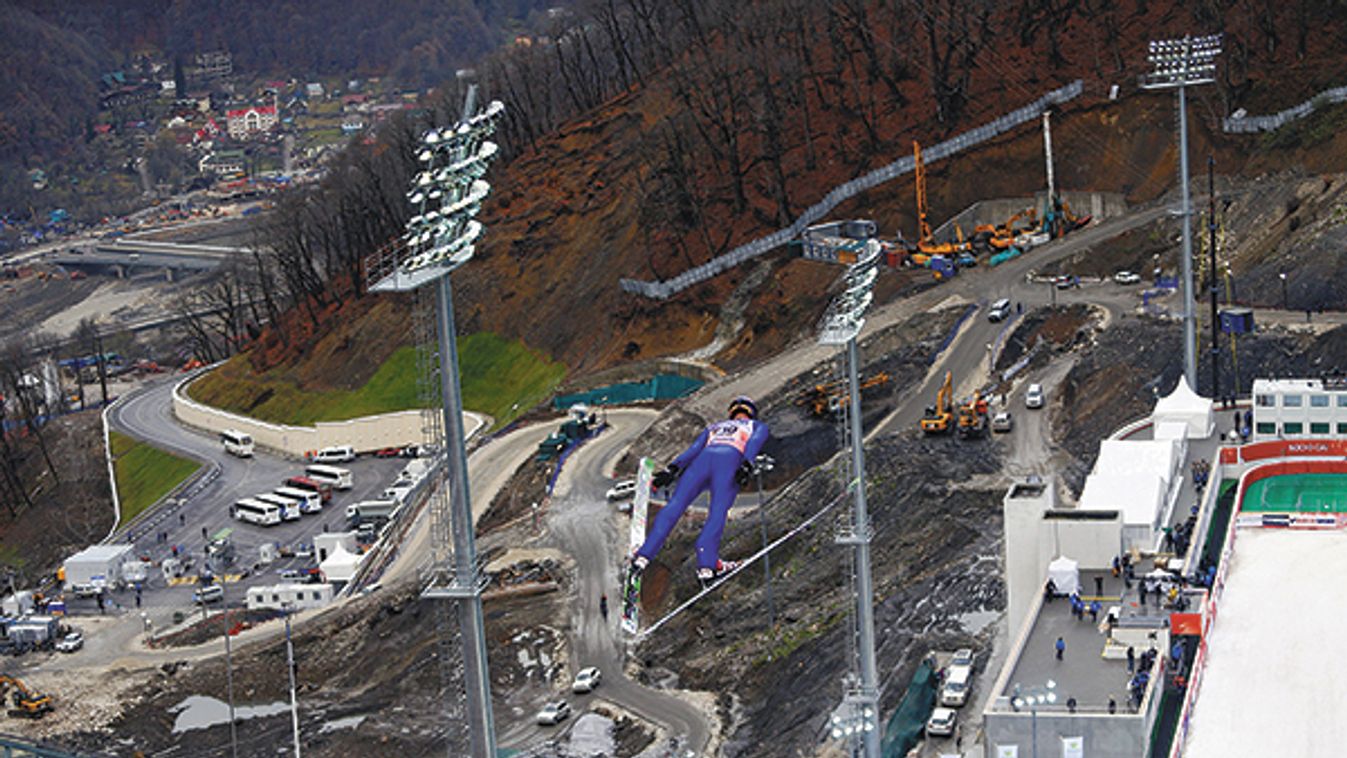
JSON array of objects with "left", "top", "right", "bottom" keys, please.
[
  {"left": 1047, "top": 555, "right": 1080, "bottom": 596},
  {"left": 318, "top": 544, "right": 362, "bottom": 584},
  {"left": 1152, "top": 376, "right": 1214, "bottom": 438}
]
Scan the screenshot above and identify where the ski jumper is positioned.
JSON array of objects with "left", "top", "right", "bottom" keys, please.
[{"left": 636, "top": 417, "right": 770, "bottom": 570}]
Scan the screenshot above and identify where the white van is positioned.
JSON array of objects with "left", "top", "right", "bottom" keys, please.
[
  {"left": 313, "top": 446, "right": 356, "bottom": 463},
  {"left": 193, "top": 585, "right": 224, "bottom": 604},
  {"left": 987, "top": 298, "right": 1012, "bottom": 322},
  {"left": 220, "top": 429, "right": 254, "bottom": 458},
  {"left": 940, "top": 665, "right": 973, "bottom": 707}
]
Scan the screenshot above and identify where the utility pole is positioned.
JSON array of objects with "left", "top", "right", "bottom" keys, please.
[
  {"left": 1042, "top": 111, "right": 1055, "bottom": 206},
  {"left": 820, "top": 242, "right": 882, "bottom": 757},
  {"left": 367, "top": 86, "right": 505, "bottom": 757},
  {"left": 284, "top": 607, "right": 300, "bottom": 758},
  {"left": 1143, "top": 34, "right": 1221, "bottom": 392},
  {"left": 1208, "top": 157, "right": 1220, "bottom": 400}
]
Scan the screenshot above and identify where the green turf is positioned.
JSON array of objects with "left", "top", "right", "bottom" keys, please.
[
  {"left": 110, "top": 431, "right": 202, "bottom": 525},
  {"left": 1240, "top": 473, "right": 1347, "bottom": 513},
  {"left": 191, "top": 334, "right": 566, "bottom": 429}
]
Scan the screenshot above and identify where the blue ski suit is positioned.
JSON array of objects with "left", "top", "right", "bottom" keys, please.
[{"left": 636, "top": 417, "right": 770, "bottom": 570}]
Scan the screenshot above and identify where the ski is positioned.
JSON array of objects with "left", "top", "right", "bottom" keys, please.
[
  {"left": 635, "top": 488, "right": 847, "bottom": 640},
  {"left": 620, "top": 457, "right": 657, "bottom": 635}
]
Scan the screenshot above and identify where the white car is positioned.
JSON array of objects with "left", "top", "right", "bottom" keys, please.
[
  {"left": 1114, "top": 270, "right": 1141, "bottom": 285},
  {"left": 55, "top": 632, "right": 83, "bottom": 653},
  {"left": 991, "top": 412, "right": 1013, "bottom": 433},
  {"left": 951, "top": 648, "right": 974, "bottom": 668},
  {"left": 1025, "top": 384, "right": 1045, "bottom": 409},
  {"left": 572, "top": 666, "right": 602, "bottom": 693},
  {"left": 606, "top": 480, "right": 637, "bottom": 501},
  {"left": 536, "top": 701, "right": 571, "bottom": 726},
  {"left": 926, "top": 707, "right": 957, "bottom": 737}
]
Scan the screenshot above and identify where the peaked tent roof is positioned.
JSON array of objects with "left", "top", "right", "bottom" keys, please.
[{"left": 1152, "top": 375, "right": 1214, "bottom": 437}]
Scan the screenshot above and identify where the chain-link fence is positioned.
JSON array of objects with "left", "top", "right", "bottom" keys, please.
[
  {"left": 620, "top": 80, "right": 1085, "bottom": 300},
  {"left": 1223, "top": 85, "right": 1347, "bottom": 133}
]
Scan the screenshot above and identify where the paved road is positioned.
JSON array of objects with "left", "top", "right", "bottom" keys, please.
[{"left": 689, "top": 203, "right": 1177, "bottom": 424}]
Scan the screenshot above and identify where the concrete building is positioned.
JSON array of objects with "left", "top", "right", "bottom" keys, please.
[
  {"left": 984, "top": 380, "right": 1221, "bottom": 758},
  {"left": 1251, "top": 377, "right": 1347, "bottom": 440},
  {"left": 245, "top": 583, "right": 333, "bottom": 612},
  {"left": 225, "top": 105, "right": 277, "bottom": 140}
]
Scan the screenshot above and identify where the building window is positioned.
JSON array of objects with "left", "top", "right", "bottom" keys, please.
[
  {"left": 1256, "top": 394, "right": 1275, "bottom": 407},
  {"left": 272, "top": 594, "right": 280, "bottom": 603},
  {"left": 1311, "top": 395, "right": 1330, "bottom": 408},
  {"left": 1283, "top": 395, "right": 1303, "bottom": 407},
  {"left": 1284, "top": 422, "right": 1304, "bottom": 435},
  {"left": 1256, "top": 422, "right": 1277, "bottom": 435},
  {"left": 1339, "top": 422, "right": 1347, "bottom": 434},
  {"left": 1311, "top": 422, "right": 1331, "bottom": 435},
  {"left": 1338, "top": 395, "right": 1347, "bottom": 407}
]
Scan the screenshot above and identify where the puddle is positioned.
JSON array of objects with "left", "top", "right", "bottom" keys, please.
[
  {"left": 958, "top": 609, "right": 1000, "bottom": 635},
  {"left": 170, "top": 695, "right": 290, "bottom": 733},
  {"left": 320, "top": 714, "right": 367, "bottom": 733}
]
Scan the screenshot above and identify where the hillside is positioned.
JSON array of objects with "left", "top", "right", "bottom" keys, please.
[{"left": 438, "top": 0, "right": 1347, "bottom": 377}]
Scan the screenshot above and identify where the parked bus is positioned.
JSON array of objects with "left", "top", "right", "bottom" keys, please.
[
  {"left": 274, "top": 486, "right": 322, "bottom": 514},
  {"left": 284, "top": 476, "right": 333, "bottom": 503},
  {"left": 220, "top": 429, "right": 254, "bottom": 458},
  {"left": 253, "top": 492, "right": 302, "bottom": 521},
  {"left": 304, "top": 464, "right": 353, "bottom": 491},
  {"left": 231, "top": 498, "right": 282, "bottom": 526}
]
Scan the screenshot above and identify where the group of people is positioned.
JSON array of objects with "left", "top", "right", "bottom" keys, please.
[
  {"left": 1190, "top": 458, "right": 1211, "bottom": 492},
  {"left": 1067, "top": 591, "right": 1102, "bottom": 624}
]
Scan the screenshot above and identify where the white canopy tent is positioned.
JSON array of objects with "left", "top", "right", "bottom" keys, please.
[
  {"left": 1152, "top": 376, "right": 1214, "bottom": 438},
  {"left": 1079, "top": 438, "right": 1183, "bottom": 549},
  {"left": 1047, "top": 555, "right": 1080, "bottom": 596},
  {"left": 318, "top": 544, "right": 362, "bottom": 584}
]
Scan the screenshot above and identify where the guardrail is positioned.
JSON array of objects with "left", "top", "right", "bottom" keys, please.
[
  {"left": 620, "top": 80, "right": 1084, "bottom": 299},
  {"left": 1223, "top": 84, "right": 1347, "bottom": 133}
]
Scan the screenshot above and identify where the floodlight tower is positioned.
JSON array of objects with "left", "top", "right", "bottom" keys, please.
[
  {"left": 368, "top": 86, "right": 504, "bottom": 758},
  {"left": 819, "top": 240, "right": 883, "bottom": 758},
  {"left": 1142, "top": 34, "right": 1221, "bottom": 392}
]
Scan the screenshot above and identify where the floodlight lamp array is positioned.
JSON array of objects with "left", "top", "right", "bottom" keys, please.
[
  {"left": 818, "top": 240, "right": 882, "bottom": 346},
  {"left": 399, "top": 99, "right": 504, "bottom": 275}
]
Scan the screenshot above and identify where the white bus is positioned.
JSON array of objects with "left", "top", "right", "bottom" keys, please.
[
  {"left": 275, "top": 486, "right": 322, "bottom": 514},
  {"left": 304, "top": 464, "right": 353, "bottom": 490},
  {"left": 220, "top": 429, "right": 254, "bottom": 458},
  {"left": 232, "top": 498, "right": 282, "bottom": 526},
  {"left": 253, "top": 493, "right": 302, "bottom": 521}
]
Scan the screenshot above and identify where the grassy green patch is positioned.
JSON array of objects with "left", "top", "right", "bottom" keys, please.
[
  {"left": 110, "top": 431, "right": 202, "bottom": 525},
  {"left": 457, "top": 333, "right": 568, "bottom": 426},
  {"left": 191, "top": 335, "right": 566, "bottom": 429}
]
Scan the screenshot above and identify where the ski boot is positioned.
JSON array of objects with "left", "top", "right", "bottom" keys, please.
[{"left": 696, "top": 559, "right": 742, "bottom": 589}]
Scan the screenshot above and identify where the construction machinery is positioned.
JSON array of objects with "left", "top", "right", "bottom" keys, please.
[
  {"left": 919, "top": 371, "right": 954, "bottom": 434},
  {"left": 0, "top": 676, "right": 53, "bottom": 719},
  {"left": 798, "top": 373, "right": 891, "bottom": 416},
  {"left": 912, "top": 142, "right": 972, "bottom": 269},
  {"left": 957, "top": 391, "right": 990, "bottom": 438}
]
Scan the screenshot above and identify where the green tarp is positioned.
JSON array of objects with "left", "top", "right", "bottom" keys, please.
[
  {"left": 553, "top": 374, "right": 703, "bottom": 409},
  {"left": 881, "top": 659, "right": 937, "bottom": 758}
]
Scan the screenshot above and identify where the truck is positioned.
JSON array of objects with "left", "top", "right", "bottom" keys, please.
[
  {"left": 345, "top": 499, "right": 399, "bottom": 525},
  {"left": 63, "top": 544, "right": 134, "bottom": 595}
]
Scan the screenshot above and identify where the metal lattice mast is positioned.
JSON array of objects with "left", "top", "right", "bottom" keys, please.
[
  {"left": 1142, "top": 34, "right": 1221, "bottom": 392},
  {"left": 367, "top": 85, "right": 504, "bottom": 758},
  {"left": 819, "top": 242, "right": 882, "bottom": 757}
]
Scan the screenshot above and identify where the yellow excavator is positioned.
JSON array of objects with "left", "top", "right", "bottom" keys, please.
[
  {"left": 957, "top": 391, "right": 990, "bottom": 438},
  {"left": 919, "top": 371, "right": 954, "bottom": 434},
  {"left": 0, "top": 676, "right": 53, "bottom": 719}
]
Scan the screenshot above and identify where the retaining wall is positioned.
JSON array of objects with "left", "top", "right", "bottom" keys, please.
[{"left": 173, "top": 375, "right": 429, "bottom": 458}]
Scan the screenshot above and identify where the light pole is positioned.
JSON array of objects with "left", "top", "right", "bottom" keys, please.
[
  {"left": 1279, "top": 271, "right": 1288, "bottom": 310},
  {"left": 753, "top": 454, "right": 777, "bottom": 636},
  {"left": 1143, "top": 34, "right": 1221, "bottom": 391},
  {"left": 283, "top": 604, "right": 301, "bottom": 758},
  {"left": 1013, "top": 680, "right": 1058, "bottom": 758},
  {"left": 819, "top": 240, "right": 882, "bottom": 758},
  {"left": 367, "top": 86, "right": 504, "bottom": 757}
]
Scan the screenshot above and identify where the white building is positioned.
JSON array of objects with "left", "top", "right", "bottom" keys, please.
[
  {"left": 1252, "top": 377, "right": 1347, "bottom": 440},
  {"left": 245, "top": 583, "right": 333, "bottom": 612}
]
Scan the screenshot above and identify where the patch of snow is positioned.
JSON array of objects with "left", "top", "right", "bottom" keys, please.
[
  {"left": 170, "top": 696, "right": 289, "bottom": 734},
  {"left": 568, "top": 713, "right": 616, "bottom": 756},
  {"left": 319, "top": 714, "right": 367, "bottom": 733}
]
